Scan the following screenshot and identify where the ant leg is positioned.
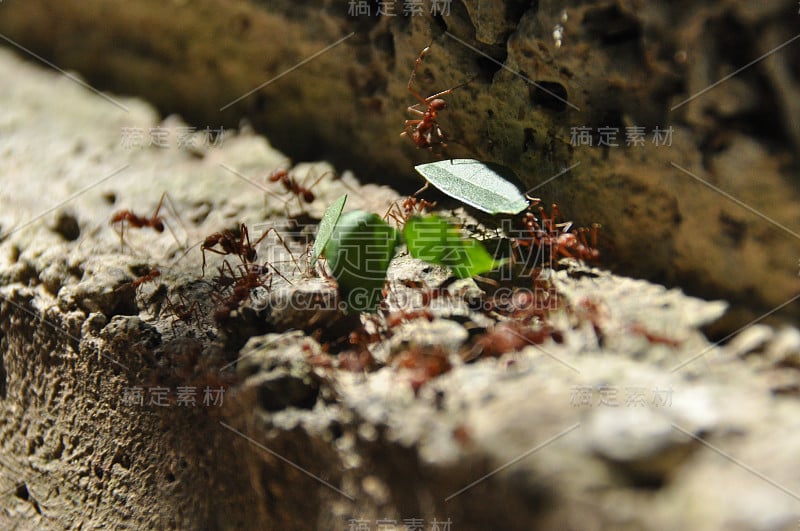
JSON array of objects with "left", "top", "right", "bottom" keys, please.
[
  {"left": 302, "top": 169, "right": 330, "bottom": 201},
  {"left": 423, "top": 75, "right": 478, "bottom": 102},
  {"left": 169, "top": 239, "right": 202, "bottom": 271},
  {"left": 115, "top": 220, "right": 127, "bottom": 253},
  {"left": 382, "top": 200, "right": 404, "bottom": 224},
  {"left": 150, "top": 192, "right": 166, "bottom": 221},
  {"left": 251, "top": 227, "right": 300, "bottom": 279},
  {"left": 590, "top": 223, "right": 601, "bottom": 249},
  {"left": 401, "top": 119, "right": 423, "bottom": 138},
  {"left": 239, "top": 223, "right": 254, "bottom": 266},
  {"left": 160, "top": 192, "right": 190, "bottom": 253},
  {"left": 412, "top": 181, "right": 429, "bottom": 197},
  {"left": 406, "top": 106, "right": 425, "bottom": 115},
  {"left": 407, "top": 46, "right": 433, "bottom": 107},
  {"left": 113, "top": 219, "right": 144, "bottom": 255},
  {"left": 201, "top": 245, "right": 234, "bottom": 277},
  {"left": 260, "top": 261, "right": 291, "bottom": 285}
]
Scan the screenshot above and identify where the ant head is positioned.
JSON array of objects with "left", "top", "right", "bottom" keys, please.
[
  {"left": 153, "top": 220, "right": 165, "bottom": 232},
  {"left": 269, "top": 170, "right": 288, "bottom": 182},
  {"left": 430, "top": 99, "right": 447, "bottom": 111},
  {"left": 302, "top": 190, "right": 315, "bottom": 203}
]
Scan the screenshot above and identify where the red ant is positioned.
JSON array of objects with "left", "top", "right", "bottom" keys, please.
[
  {"left": 392, "top": 344, "right": 451, "bottom": 395},
  {"left": 131, "top": 267, "right": 161, "bottom": 290},
  {"left": 201, "top": 224, "right": 257, "bottom": 275},
  {"left": 399, "top": 277, "right": 456, "bottom": 308},
  {"left": 213, "top": 261, "right": 275, "bottom": 324},
  {"left": 467, "top": 321, "right": 559, "bottom": 360},
  {"left": 268, "top": 168, "right": 327, "bottom": 207},
  {"left": 628, "top": 323, "right": 682, "bottom": 348},
  {"left": 572, "top": 297, "right": 607, "bottom": 347},
  {"left": 201, "top": 224, "right": 271, "bottom": 274},
  {"left": 164, "top": 292, "right": 206, "bottom": 335},
  {"left": 384, "top": 195, "right": 437, "bottom": 226},
  {"left": 514, "top": 204, "right": 600, "bottom": 266},
  {"left": 110, "top": 192, "right": 184, "bottom": 252},
  {"left": 401, "top": 45, "right": 475, "bottom": 150},
  {"left": 385, "top": 309, "right": 434, "bottom": 329},
  {"left": 484, "top": 282, "right": 557, "bottom": 322},
  {"left": 202, "top": 223, "right": 300, "bottom": 278}
]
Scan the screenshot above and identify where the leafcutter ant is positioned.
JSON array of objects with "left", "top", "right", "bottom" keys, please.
[
  {"left": 212, "top": 260, "right": 278, "bottom": 325},
  {"left": 401, "top": 45, "right": 475, "bottom": 150},
  {"left": 383, "top": 195, "right": 437, "bottom": 226},
  {"left": 201, "top": 222, "right": 301, "bottom": 279},
  {"left": 110, "top": 192, "right": 185, "bottom": 252},
  {"left": 131, "top": 267, "right": 161, "bottom": 290},
  {"left": 268, "top": 168, "right": 328, "bottom": 210}
]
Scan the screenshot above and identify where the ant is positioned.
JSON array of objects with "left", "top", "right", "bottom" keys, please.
[
  {"left": 202, "top": 222, "right": 300, "bottom": 278},
  {"left": 213, "top": 261, "right": 276, "bottom": 324},
  {"left": 384, "top": 194, "right": 437, "bottom": 226},
  {"left": 401, "top": 45, "right": 475, "bottom": 150},
  {"left": 466, "top": 321, "right": 560, "bottom": 360},
  {"left": 392, "top": 344, "right": 451, "bottom": 395},
  {"left": 164, "top": 292, "right": 207, "bottom": 335},
  {"left": 399, "top": 277, "right": 457, "bottom": 308},
  {"left": 201, "top": 224, "right": 258, "bottom": 275},
  {"left": 385, "top": 309, "right": 434, "bottom": 329},
  {"left": 131, "top": 267, "right": 161, "bottom": 290},
  {"left": 628, "top": 323, "right": 682, "bottom": 348},
  {"left": 268, "top": 168, "right": 327, "bottom": 208},
  {"left": 110, "top": 192, "right": 184, "bottom": 252},
  {"left": 514, "top": 204, "right": 601, "bottom": 266}
]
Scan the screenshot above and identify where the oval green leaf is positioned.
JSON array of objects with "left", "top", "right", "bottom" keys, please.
[
  {"left": 404, "top": 215, "right": 504, "bottom": 278},
  {"left": 325, "top": 210, "right": 400, "bottom": 312},
  {"left": 311, "top": 193, "right": 347, "bottom": 266},
  {"left": 414, "top": 159, "right": 529, "bottom": 215}
]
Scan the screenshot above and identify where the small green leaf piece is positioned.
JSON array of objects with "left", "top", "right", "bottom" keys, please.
[
  {"left": 414, "top": 159, "right": 529, "bottom": 214},
  {"left": 325, "top": 210, "right": 400, "bottom": 312},
  {"left": 311, "top": 193, "right": 347, "bottom": 266},
  {"left": 404, "top": 215, "right": 504, "bottom": 278}
]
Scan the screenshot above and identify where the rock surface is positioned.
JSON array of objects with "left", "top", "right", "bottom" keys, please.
[
  {"left": 1, "top": 41, "right": 800, "bottom": 531},
  {"left": 0, "top": 0, "right": 798, "bottom": 327}
]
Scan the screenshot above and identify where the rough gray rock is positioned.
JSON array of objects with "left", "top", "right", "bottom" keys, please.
[{"left": 1, "top": 41, "right": 800, "bottom": 531}]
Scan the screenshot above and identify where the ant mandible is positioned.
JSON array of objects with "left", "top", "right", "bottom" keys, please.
[{"left": 401, "top": 45, "right": 475, "bottom": 150}]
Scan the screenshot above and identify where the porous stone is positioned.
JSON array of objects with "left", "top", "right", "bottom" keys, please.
[{"left": 2, "top": 35, "right": 800, "bottom": 531}]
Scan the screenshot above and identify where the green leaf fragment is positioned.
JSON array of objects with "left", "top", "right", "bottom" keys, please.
[
  {"left": 311, "top": 193, "right": 347, "bottom": 266},
  {"left": 414, "top": 159, "right": 529, "bottom": 215},
  {"left": 324, "top": 210, "right": 400, "bottom": 312},
  {"left": 404, "top": 215, "right": 505, "bottom": 278}
]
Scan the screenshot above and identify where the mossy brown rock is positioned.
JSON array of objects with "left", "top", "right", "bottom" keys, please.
[{"left": 1, "top": 0, "right": 798, "bottom": 326}]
